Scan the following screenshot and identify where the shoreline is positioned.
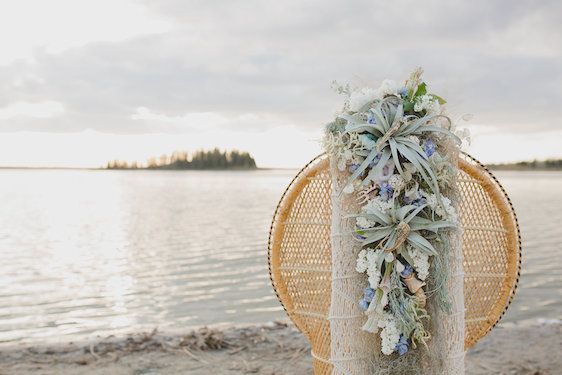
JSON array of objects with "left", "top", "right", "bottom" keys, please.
[
  {"left": 1, "top": 321, "right": 559, "bottom": 375},
  {"left": 0, "top": 167, "right": 285, "bottom": 171},
  {"left": 2, "top": 165, "right": 562, "bottom": 172}
]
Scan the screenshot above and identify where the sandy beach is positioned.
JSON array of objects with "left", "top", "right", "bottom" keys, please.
[{"left": 1, "top": 321, "right": 559, "bottom": 375}]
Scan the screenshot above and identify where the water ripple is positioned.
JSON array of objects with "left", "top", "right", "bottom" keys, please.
[{"left": 0, "top": 169, "right": 559, "bottom": 344}]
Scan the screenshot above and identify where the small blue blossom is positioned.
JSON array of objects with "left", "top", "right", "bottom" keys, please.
[
  {"left": 405, "top": 195, "right": 426, "bottom": 207},
  {"left": 379, "top": 182, "right": 393, "bottom": 201},
  {"left": 358, "top": 298, "right": 369, "bottom": 311},
  {"left": 367, "top": 114, "right": 377, "bottom": 124},
  {"left": 368, "top": 153, "right": 382, "bottom": 168},
  {"left": 348, "top": 164, "right": 359, "bottom": 173},
  {"left": 354, "top": 233, "right": 366, "bottom": 241},
  {"left": 413, "top": 197, "right": 427, "bottom": 207},
  {"left": 395, "top": 335, "right": 409, "bottom": 356},
  {"left": 423, "top": 139, "right": 436, "bottom": 157},
  {"left": 398, "top": 87, "right": 408, "bottom": 97},
  {"left": 401, "top": 265, "right": 413, "bottom": 278},
  {"left": 364, "top": 287, "right": 376, "bottom": 302}
]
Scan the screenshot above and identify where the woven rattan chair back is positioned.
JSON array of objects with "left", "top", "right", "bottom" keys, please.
[{"left": 268, "top": 153, "right": 521, "bottom": 373}]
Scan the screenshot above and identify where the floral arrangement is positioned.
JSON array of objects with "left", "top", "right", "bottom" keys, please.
[{"left": 323, "top": 68, "right": 468, "bottom": 356}]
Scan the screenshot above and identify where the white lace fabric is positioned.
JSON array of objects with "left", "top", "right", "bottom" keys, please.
[{"left": 328, "top": 153, "right": 465, "bottom": 375}]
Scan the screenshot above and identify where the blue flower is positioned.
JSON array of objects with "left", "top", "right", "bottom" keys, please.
[
  {"left": 405, "top": 195, "right": 426, "bottom": 207},
  {"left": 368, "top": 153, "right": 382, "bottom": 168},
  {"left": 423, "top": 139, "right": 436, "bottom": 157},
  {"left": 364, "top": 287, "right": 376, "bottom": 302},
  {"left": 395, "top": 335, "right": 409, "bottom": 356},
  {"left": 413, "top": 197, "right": 427, "bottom": 207},
  {"left": 349, "top": 164, "right": 359, "bottom": 173},
  {"left": 398, "top": 87, "right": 408, "bottom": 97},
  {"left": 379, "top": 182, "right": 393, "bottom": 201},
  {"left": 401, "top": 265, "right": 413, "bottom": 278},
  {"left": 354, "top": 233, "right": 366, "bottom": 241},
  {"left": 358, "top": 298, "right": 369, "bottom": 311},
  {"left": 367, "top": 114, "right": 377, "bottom": 124}
]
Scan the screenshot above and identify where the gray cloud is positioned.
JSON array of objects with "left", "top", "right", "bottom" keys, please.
[{"left": 0, "top": 0, "right": 561, "bottom": 134}]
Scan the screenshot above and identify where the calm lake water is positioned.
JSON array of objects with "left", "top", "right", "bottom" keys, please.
[{"left": 0, "top": 169, "right": 560, "bottom": 345}]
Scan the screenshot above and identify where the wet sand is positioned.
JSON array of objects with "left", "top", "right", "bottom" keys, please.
[{"left": 0, "top": 321, "right": 559, "bottom": 375}]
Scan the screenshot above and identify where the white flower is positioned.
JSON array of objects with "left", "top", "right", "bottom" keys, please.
[
  {"left": 379, "top": 313, "right": 400, "bottom": 355},
  {"left": 356, "top": 249, "right": 369, "bottom": 273},
  {"left": 348, "top": 87, "right": 378, "bottom": 112},
  {"left": 414, "top": 94, "right": 441, "bottom": 115},
  {"left": 356, "top": 216, "right": 375, "bottom": 229},
  {"left": 376, "top": 79, "right": 398, "bottom": 99},
  {"left": 421, "top": 191, "right": 458, "bottom": 222},
  {"left": 355, "top": 248, "right": 385, "bottom": 289},
  {"left": 362, "top": 196, "right": 393, "bottom": 214},
  {"left": 366, "top": 250, "right": 384, "bottom": 289},
  {"left": 408, "top": 245, "right": 430, "bottom": 281},
  {"left": 388, "top": 174, "right": 405, "bottom": 195}
]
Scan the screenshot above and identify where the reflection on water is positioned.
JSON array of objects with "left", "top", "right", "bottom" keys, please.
[
  {"left": 0, "top": 169, "right": 560, "bottom": 345},
  {"left": 495, "top": 171, "right": 562, "bottom": 327}
]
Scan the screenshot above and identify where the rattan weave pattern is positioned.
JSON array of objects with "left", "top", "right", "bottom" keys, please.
[{"left": 267, "top": 153, "right": 521, "bottom": 373}]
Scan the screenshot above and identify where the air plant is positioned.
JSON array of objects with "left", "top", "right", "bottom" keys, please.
[
  {"left": 338, "top": 96, "right": 460, "bottom": 201},
  {"left": 349, "top": 202, "right": 455, "bottom": 258}
]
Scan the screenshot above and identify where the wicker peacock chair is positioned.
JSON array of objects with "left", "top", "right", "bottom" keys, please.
[{"left": 268, "top": 152, "right": 521, "bottom": 374}]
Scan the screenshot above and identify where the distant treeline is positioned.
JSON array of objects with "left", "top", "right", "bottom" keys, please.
[
  {"left": 106, "top": 149, "right": 257, "bottom": 170},
  {"left": 489, "top": 159, "right": 562, "bottom": 171}
]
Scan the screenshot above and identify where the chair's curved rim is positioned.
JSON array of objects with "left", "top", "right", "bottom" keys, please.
[
  {"left": 460, "top": 153, "right": 522, "bottom": 345},
  {"left": 267, "top": 152, "right": 522, "bottom": 348},
  {"left": 268, "top": 154, "right": 329, "bottom": 335}
]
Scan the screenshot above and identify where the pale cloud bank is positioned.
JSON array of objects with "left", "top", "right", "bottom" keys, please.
[{"left": 0, "top": 0, "right": 560, "bottom": 166}]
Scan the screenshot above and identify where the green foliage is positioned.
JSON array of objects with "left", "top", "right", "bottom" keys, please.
[
  {"left": 403, "top": 99, "right": 414, "bottom": 112},
  {"left": 429, "top": 94, "right": 446, "bottom": 105},
  {"left": 414, "top": 82, "right": 427, "bottom": 98},
  {"left": 427, "top": 237, "right": 453, "bottom": 313},
  {"left": 388, "top": 271, "right": 430, "bottom": 348}
]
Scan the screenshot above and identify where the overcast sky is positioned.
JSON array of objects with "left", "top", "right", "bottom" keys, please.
[{"left": 0, "top": 0, "right": 560, "bottom": 167}]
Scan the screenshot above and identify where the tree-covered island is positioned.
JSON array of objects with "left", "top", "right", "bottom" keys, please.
[{"left": 106, "top": 149, "right": 257, "bottom": 170}]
